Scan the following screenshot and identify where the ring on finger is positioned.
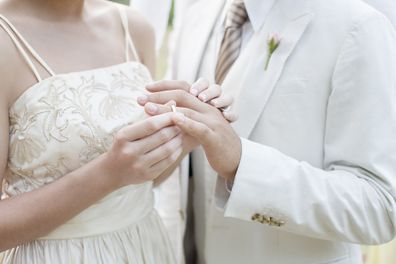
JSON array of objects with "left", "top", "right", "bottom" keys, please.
[{"left": 171, "top": 105, "right": 178, "bottom": 113}]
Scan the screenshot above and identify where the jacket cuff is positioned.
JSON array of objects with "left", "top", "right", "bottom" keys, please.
[{"left": 223, "top": 138, "right": 287, "bottom": 225}]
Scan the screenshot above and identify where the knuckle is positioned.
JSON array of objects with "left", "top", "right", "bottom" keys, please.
[
  {"left": 115, "top": 130, "right": 127, "bottom": 144},
  {"left": 201, "top": 125, "right": 209, "bottom": 134},
  {"left": 132, "top": 163, "right": 144, "bottom": 174},
  {"left": 183, "top": 110, "right": 192, "bottom": 120},
  {"left": 175, "top": 90, "right": 185, "bottom": 100},
  {"left": 121, "top": 147, "right": 135, "bottom": 159},
  {"left": 176, "top": 90, "right": 190, "bottom": 101},
  {"left": 159, "top": 129, "right": 171, "bottom": 142},
  {"left": 146, "top": 121, "right": 158, "bottom": 132},
  {"left": 180, "top": 81, "right": 190, "bottom": 91},
  {"left": 162, "top": 144, "right": 174, "bottom": 156}
]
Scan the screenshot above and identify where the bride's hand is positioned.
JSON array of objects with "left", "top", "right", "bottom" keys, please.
[
  {"left": 102, "top": 113, "right": 183, "bottom": 188},
  {"left": 144, "top": 78, "right": 238, "bottom": 123}
]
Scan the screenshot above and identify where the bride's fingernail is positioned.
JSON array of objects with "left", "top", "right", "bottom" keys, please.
[
  {"left": 146, "top": 103, "right": 158, "bottom": 113},
  {"left": 137, "top": 95, "right": 148, "bottom": 104}
]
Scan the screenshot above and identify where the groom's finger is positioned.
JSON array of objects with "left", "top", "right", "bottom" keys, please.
[
  {"left": 145, "top": 102, "right": 207, "bottom": 123},
  {"left": 223, "top": 111, "right": 239, "bottom": 123},
  {"left": 171, "top": 113, "right": 215, "bottom": 146},
  {"left": 209, "top": 94, "right": 234, "bottom": 108},
  {"left": 190, "top": 78, "right": 209, "bottom": 96},
  {"left": 146, "top": 80, "right": 191, "bottom": 93},
  {"left": 197, "top": 84, "right": 221, "bottom": 103},
  {"left": 142, "top": 90, "right": 209, "bottom": 112}
]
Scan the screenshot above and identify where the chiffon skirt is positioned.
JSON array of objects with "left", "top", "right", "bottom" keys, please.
[{"left": 1, "top": 185, "right": 176, "bottom": 264}]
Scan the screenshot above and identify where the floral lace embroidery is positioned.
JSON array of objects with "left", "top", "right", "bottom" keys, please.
[{"left": 6, "top": 64, "right": 151, "bottom": 196}]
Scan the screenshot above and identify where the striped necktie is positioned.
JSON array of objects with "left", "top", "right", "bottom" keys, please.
[{"left": 215, "top": 0, "right": 249, "bottom": 84}]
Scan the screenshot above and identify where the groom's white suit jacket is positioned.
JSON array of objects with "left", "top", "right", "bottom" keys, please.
[{"left": 170, "top": 0, "right": 396, "bottom": 263}]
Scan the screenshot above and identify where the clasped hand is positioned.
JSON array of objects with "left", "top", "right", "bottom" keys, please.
[{"left": 137, "top": 79, "right": 242, "bottom": 181}]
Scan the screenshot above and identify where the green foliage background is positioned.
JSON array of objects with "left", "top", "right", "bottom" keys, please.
[
  {"left": 111, "top": 0, "right": 130, "bottom": 5},
  {"left": 111, "top": 0, "right": 174, "bottom": 26}
]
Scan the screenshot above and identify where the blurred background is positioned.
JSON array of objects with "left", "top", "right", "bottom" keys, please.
[{"left": 112, "top": 0, "right": 129, "bottom": 4}]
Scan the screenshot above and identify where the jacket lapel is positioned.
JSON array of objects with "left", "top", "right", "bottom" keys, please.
[
  {"left": 175, "top": 0, "right": 225, "bottom": 82},
  {"left": 227, "top": 0, "right": 314, "bottom": 138}
]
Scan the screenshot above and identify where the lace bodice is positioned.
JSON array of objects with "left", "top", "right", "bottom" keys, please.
[{"left": 5, "top": 62, "right": 151, "bottom": 197}]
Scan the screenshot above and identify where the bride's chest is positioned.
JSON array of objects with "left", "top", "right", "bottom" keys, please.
[{"left": 7, "top": 64, "right": 150, "bottom": 188}]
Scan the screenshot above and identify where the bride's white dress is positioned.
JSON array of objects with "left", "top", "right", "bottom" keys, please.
[{"left": 0, "top": 7, "right": 175, "bottom": 264}]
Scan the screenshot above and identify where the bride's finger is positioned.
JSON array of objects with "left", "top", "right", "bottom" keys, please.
[
  {"left": 190, "top": 78, "right": 209, "bottom": 96},
  {"left": 148, "top": 147, "right": 184, "bottom": 175},
  {"left": 209, "top": 94, "right": 233, "bottom": 108},
  {"left": 133, "top": 126, "right": 181, "bottom": 154},
  {"left": 139, "top": 90, "right": 208, "bottom": 112},
  {"left": 197, "top": 84, "right": 221, "bottom": 103},
  {"left": 171, "top": 113, "right": 215, "bottom": 146},
  {"left": 146, "top": 80, "right": 190, "bottom": 93},
  {"left": 145, "top": 102, "right": 207, "bottom": 123},
  {"left": 117, "top": 112, "right": 174, "bottom": 142},
  {"left": 145, "top": 100, "right": 175, "bottom": 116},
  {"left": 143, "top": 134, "right": 183, "bottom": 166}
]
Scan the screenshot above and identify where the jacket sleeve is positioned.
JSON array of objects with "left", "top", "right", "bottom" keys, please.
[{"left": 216, "top": 13, "right": 396, "bottom": 245}]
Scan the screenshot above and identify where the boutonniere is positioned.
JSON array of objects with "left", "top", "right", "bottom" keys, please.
[{"left": 265, "top": 33, "right": 281, "bottom": 71}]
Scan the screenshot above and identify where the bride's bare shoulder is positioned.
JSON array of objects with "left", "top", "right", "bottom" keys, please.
[
  {"left": 0, "top": 22, "right": 21, "bottom": 106},
  {"left": 99, "top": 1, "right": 155, "bottom": 63},
  {"left": 125, "top": 6, "right": 156, "bottom": 61}
]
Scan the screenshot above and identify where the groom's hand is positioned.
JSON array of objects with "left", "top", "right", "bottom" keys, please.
[
  {"left": 137, "top": 85, "right": 241, "bottom": 181},
  {"left": 144, "top": 79, "right": 238, "bottom": 122},
  {"left": 138, "top": 86, "right": 209, "bottom": 152}
]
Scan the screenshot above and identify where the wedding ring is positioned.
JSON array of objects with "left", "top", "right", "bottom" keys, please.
[{"left": 171, "top": 105, "right": 177, "bottom": 113}]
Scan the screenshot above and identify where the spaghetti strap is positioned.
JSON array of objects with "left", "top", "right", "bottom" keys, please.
[
  {"left": 0, "top": 18, "right": 42, "bottom": 82},
  {"left": 0, "top": 15, "right": 56, "bottom": 81},
  {"left": 117, "top": 6, "right": 141, "bottom": 63}
]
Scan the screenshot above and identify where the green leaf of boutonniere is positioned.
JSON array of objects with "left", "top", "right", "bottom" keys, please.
[{"left": 265, "top": 33, "right": 281, "bottom": 71}]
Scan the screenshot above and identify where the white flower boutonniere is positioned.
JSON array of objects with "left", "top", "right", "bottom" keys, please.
[{"left": 265, "top": 33, "right": 281, "bottom": 71}]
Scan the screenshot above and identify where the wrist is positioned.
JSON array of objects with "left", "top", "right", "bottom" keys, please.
[
  {"left": 221, "top": 137, "right": 242, "bottom": 181},
  {"left": 94, "top": 153, "right": 122, "bottom": 191}
]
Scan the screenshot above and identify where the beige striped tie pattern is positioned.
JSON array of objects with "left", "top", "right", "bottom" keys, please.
[{"left": 215, "top": 0, "right": 249, "bottom": 84}]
